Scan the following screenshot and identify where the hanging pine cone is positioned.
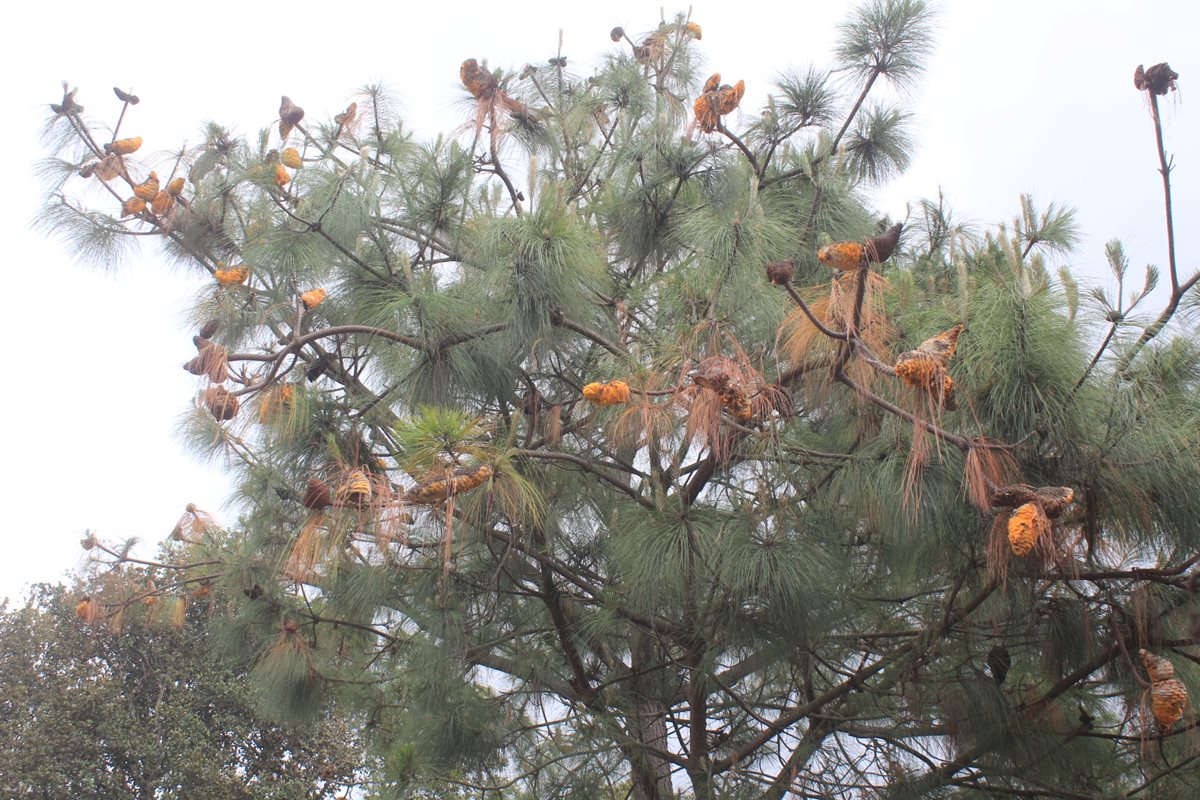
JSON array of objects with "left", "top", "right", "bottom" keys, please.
[
  {"left": 150, "top": 190, "right": 175, "bottom": 216},
  {"left": 1150, "top": 678, "right": 1189, "bottom": 730},
  {"left": 108, "top": 136, "right": 142, "bottom": 156},
  {"left": 214, "top": 266, "right": 249, "bottom": 286},
  {"left": 1007, "top": 501, "right": 1049, "bottom": 557},
  {"left": 894, "top": 324, "right": 962, "bottom": 409},
  {"left": 1134, "top": 62, "right": 1179, "bottom": 95},
  {"left": 404, "top": 464, "right": 494, "bottom": 504},
  {"left": 819, "top": 223, "right": 903, "bottom": 271},
  {"left": 279, "top": 96, "right": 304, "bottom": 139},
  {"left": 582, "top": 380, "right": 631, "bottom": 406},
  {"left": 766, "top": 258, "right": 795, "bottom": 285},
  {"left": 1139, "top": 648, "right": 1176, "bottom": 682},
  {"left": 121, "top": 197, "right": 146, "bottom": 217},
  {"left": 281, "top": 147, "right": 303, "bottom": 169},
  {"left": 864, "top": 223, "right": 903, "bottom": 264},
  {"left": 337, "top": 470, "right": 372, "bottom": 506},
  {"left": 167, "top": 177, "right": 186, "bottom": 196},
  {"left": 300, "top": 288, "right": 327, "bottom": 310},
  {"left": 301, "top": 477, "right": 333, "bottom": 510},
  {"left": 203, "top": 386, "right": 239, "bottom": 421},
  {"left": 817, "top": 240, "right": 866, "bottom": 271},
  {"left": 133, "top": 171, "right": 159, "bottom": 201},
  {"left": 461, "top": 58, "right": 499, "bottom": 100}
]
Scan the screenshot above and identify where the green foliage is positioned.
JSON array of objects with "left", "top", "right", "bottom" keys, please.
[{"left": 0, "top": 583, "right": 362, "bottom": 799}]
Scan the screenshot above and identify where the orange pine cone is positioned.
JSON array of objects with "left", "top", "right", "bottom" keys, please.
[
  {"left": 1139, "top": 649, "right": 1176, "bottom": 682},
  {"left": 300, "top": 288, "right": 327, "bottom": 310},
  {"left": 1151, "top": 678, "right": 1189, "bottom": 729},
  {"left": 693, "top": 94, "right": 719, "bottom": 133},
  {"left": 133, "top": 171, "right": 159, "bottom": 201},
  {"left": 1007, "top": 502, "right": 1049, "bottom": 557},
  {"left": 461, "top": 58, "right": 498, "bottom": 100},
  {"left": 151, "top": 190, "right": 175, "bottom": 216},
  {"left": 817, "top": 240, "right": 866, "bottom": 271},
  {"left": 725, "top": 387, "right": 753, "bottom": 422},
  {"left": 109, "top": 136, "right": 142, "bottom": 156},
  {"left": 214, "top": 266, "right": 249, "bottom": 286},
  {"left": 281, "top": 147, "right": 302, "bottom": 169},
  {"left": 166, "top": 177, "right": 186, "bottom": 196},
  {"left": 121, "top": 197, "right": 146, "bottom": 217},
  {"left": 274, "top": 162, "right": 291, "bottom": 187},
  {"left": 716, "top": 80, "right": 745, "bottom": 115},
  {"left": 685, "top": 21, "right": 702, "bottom": 40},
  {"left": 583, "top": 380, "right": 630, "bottom": 406},
  {"left": 894, "top": 352, "right": 939, "bottom": 390},
  {"left": 702, "top": 73, "right": 721, "bottom": 94}
]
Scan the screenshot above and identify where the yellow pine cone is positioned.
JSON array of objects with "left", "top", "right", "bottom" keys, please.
[
  {"left": 1151, "top": 678, "right": 1189, "bottom": 729},
  {"left": 405, "top": 465, "right": 494, "bottom": 504},
  {"left": 151, "top": 190, "right": 175, "bottom": 216},
  {"left": 817, "top": 240, "right": 866, "bottom": 271},
  {"left": 109, "top": 136, "right": 142, "bottom": 155},
  {"left": 274, "top": 162, "right": 291, "bottom": 187},
  {"left": 166, "top": 177, "right": 186, "bottom": 196},
  {"left": 337, "top": 469, "right": 372, "bottom": 505},
  {"left": 121, "top": 197, "right": 146, "bottom": 217},
  {"left": 582, "top": 380, "right": 631, "bottom": 406},
  {"left": 133, "top": 171, "right": 159, "bottom": 201},
  {"left": 300, "top": 288, "right": 327, "bottom": 310},
  {"left": 1007, "top": 501, "right": 1049, "bottom": 557},
  {"left": 281, "top": 147, "right": 303, "bottom": 169},
  {"left": 214, "top": 266, "right": 249, "bottom": 286},
  {"left": 685, "top": 21, "right": 702, "bottom": 39},
  {"left": 1139, "top": 649, "right": 1176, "bottom": 682}
]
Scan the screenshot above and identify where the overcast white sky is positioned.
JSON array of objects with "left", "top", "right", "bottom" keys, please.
[{"left": 2, "top": 1, "right": 1196, "bottom": 601}]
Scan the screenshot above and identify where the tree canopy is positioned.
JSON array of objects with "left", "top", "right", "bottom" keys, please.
[
  {"left": 0, "top": 582, "right": 361, "bottom": 799},
  {"left": 38, "top": 3, "right": 1200, "bottom": 798}
]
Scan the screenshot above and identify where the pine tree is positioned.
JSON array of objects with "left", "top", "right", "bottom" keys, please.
[{"left": 39, "top": 4, "right": 1200, "bottom": 797}]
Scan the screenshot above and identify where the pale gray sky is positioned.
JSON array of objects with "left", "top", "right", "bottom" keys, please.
[{"left": 3, "top": 1, "right": 1196, "bottom": 600}]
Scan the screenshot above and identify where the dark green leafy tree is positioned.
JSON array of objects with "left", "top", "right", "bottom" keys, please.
[
  {"left": 38, "top": 3, "right": 1200, "bottom": 797},
  {"left": 0, "top": 581, "right": 361, "bottom": 799}
]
